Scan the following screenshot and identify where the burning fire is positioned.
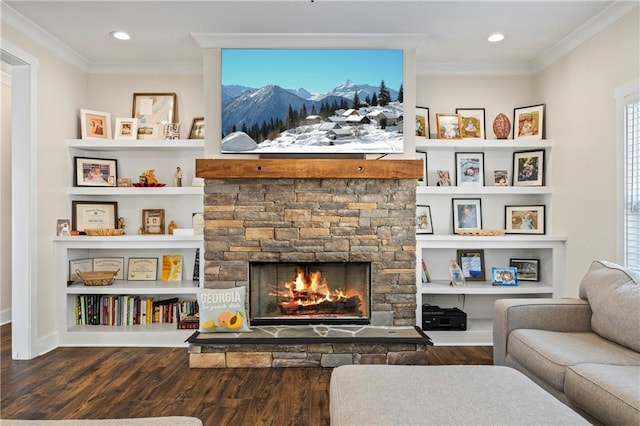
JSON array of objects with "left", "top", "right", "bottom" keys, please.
[{"left": 270, "top": 267, "right": 362, "bottom": 315}]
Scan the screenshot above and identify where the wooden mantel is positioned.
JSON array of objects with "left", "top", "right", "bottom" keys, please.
[{"left": 196, "top": 159, "right": 423, "bottom": 179}]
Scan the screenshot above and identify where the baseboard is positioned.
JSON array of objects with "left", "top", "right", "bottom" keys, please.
[
  {"left": 0, "top": 308, "right": 11, "bottom": 325},
  {"left": 37, "top": 331, "right": 58, "bottom": 357}
]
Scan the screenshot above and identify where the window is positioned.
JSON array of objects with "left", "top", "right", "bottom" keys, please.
[{"left": 620, "top": 82, "right": 640, "bottom": 270}]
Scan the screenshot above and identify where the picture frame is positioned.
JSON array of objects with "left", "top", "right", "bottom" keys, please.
[
  {"left": 421, "top": 259, "right": 431, "bottom": 283},
  {"left": 449, "top": 260, "right": 465, "bottom": 287},
  {"left": 192, "top": 212, "right": 204, "bottom": 235},
  {"left": 455, "top": 108, "right": 485, "bottom": 139},
  {"left": 510, "top": 258, "right": 540, "bottom": 281},
  {"left": 416, "top": 151, "right": 428, "bottom": 185},
  {"left": 452, "top": 198, "right": 482, "bottom": 233},
  {"left": 505, "top": 205, "right": 546, "bottom": 234},
  {"left": 513, "top": 149, "right": 545, "bottom": 186},
  {"left": 93, "top": 257, "right": 125, "bottom": 280},
  {"left": 189, "top": 117, "right": 205, "bottom": 139},
  {"left": 69, "top": 258, "right": 92, "bottom": 282},
  {"left": 114, "top": 117, "right": 137, "bottom": 140},
  {"left": 142, "top": 208, "right": 165, "bottom": 234},
  {"left": 494, "top": 170, "right": 509, "bottom": 186},
  {"left": 80, "top": 108, "right": 111, "bottom": 140},
  {"left": 435, "top": 113, "right": 462, "bottom": 139},
  {"left": 455, "top": 152, "right": 484, "bottom": 186},
  {"left": 416, "top": 205, "right": 433, "bottom": 234},
  {"left": 436, "top": 170, "right": 451, "bottom": 187},
  {"left": 457, "top": 249, "right": 486, "bottom": 281},
  {"left": 74, "top": 157, "right": 118, "bottom": 187},
  {"left": 132, "top": 92, "right": 177, "bottom": 139},
  {"left": 415, "top": 107, "right": 430, "bottom": 138},
  {"left": 127, "top": 257, "right": 159, "bottom": 281},
  {"left": 163, "top": 123, "right": 181, "bottom": 140},
  {"left": 491, "top": 266, "right": 519, "bottom": 286},
  {"left": 72, "top": 201, "right": 118, "bottom": 234},
  {"left": 513, "top": 104, "right": 545, "bottom": 140},
  {"left": 56, "top": 219, "right": 71, "bottom": 236}
]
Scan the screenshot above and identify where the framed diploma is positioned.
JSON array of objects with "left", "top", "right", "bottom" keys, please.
[
  {"left": 69, "top": 258, "right": 93, "bottom": 282},
  {"left": 127, "top": 257, "right": 158, "bottom": 281},
  {"left": 93, "top": 257, "right": 124, "bottom": 280},
  {"left": 72, "top": 201, "right": 118, "bottom": 234}
]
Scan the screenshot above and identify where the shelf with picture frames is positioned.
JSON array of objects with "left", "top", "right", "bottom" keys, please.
[{"left": 414, "top": 133, "right": 565, "bottom": 346}]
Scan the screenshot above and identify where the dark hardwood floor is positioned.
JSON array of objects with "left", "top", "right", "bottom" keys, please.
[{"left": 0, "top": 324, "right": 492, "bottom": 425}]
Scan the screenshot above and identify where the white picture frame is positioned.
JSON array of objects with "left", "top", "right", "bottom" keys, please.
[
  {"left": 80, "top": 108, "right": 112, "bottom": 140},
  {"left": 114, "top": 117, "right": 138, "bottom": 140}
]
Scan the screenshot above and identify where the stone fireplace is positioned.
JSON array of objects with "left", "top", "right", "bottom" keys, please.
[{"left": 190, "top": 159, "right": 429, "bottom": 367}]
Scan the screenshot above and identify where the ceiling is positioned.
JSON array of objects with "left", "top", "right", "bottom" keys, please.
[{"left": 2, "top": 1, "right": 637, "bottom": 75}]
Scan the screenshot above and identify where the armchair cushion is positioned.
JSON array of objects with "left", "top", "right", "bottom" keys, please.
[{"left": 578, "top": 260, "right": 640, "bottom": 352}]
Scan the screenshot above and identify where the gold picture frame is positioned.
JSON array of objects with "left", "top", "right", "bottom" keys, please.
[
  {"left": 132, "top": 93, "right": 177, "bottom": 139},
  {"left": 435, "top": 113, "right": 462, "bottom": 139},
  {"left": 142, "top": 209, "right": 165, "bottom": 234}
]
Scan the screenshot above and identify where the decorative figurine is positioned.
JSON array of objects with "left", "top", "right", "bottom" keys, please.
[
  {"left": 141, "top": 169, "right": 158, "bottom": 184},
  {"left": 174, "top": 167, "right": 183, "bottom": 187},
  {"left": 118, "top": 217, "right": 126, "bottom": 233},
  {"left": 168, "top": 220, "right": 177, "bottom": 235}
]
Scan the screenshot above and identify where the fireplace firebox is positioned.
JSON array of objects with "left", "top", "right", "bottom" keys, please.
[{"left": 249, "top": 262, "right": 371, "bottom": 325}]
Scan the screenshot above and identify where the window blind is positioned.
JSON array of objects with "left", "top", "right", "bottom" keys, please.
[{"left": 625, "top": 99, "right": 640, "bottom": 270}]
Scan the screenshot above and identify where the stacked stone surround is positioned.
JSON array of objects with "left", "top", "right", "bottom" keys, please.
[{"left": 192, "top": 176, "right": 423, "bottom": 368}]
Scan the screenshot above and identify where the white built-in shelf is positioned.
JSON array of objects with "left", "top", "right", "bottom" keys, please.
[
  {"left": 415, "top": 138, "right": 552, "bottom": 151},
  {"left": 420, "top": 281, "right": 554, "bottom": 295},
  {"left": 66, "top": 280, "right": 199, "bottom": 295},
  {"left": 424, "top": 319, "right": 494, "bottom": 346},
  {"left": 416, "top": 186, "right": 552, "bottom": 195},
  {"left": 67, "top": 186, "right": 203, "bottom": 196},
  {"left": 54, "top": 235, "right": 203, "bottom": 243},
  {"left": 416, "top": 234, "right": 567, "bottom": 244},
  {"left": 67, "top": 139, "right": 204, "bottom": 151}
]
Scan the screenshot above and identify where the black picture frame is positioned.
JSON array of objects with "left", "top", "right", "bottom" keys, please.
[
  {"left": 457, "top": 249, "right": 486, "bottom": 281},
  {"left": 513, "top": 103, "right": 545, "bottom": 140},
  {"left": 509, "top": 258, "right": 540, "bottom": 281},
  {"left": 416, "top": 205, "right": 433, "bottom": 234},
  {"left": 71, "top": 201, "right": 118, "bottom": 234},
  {"left": 417, "top": 151, "right": 428, "bottom": 185},
  {"left": 416, "top": 106, "right": 430, "bottom": 138},
  {"left": 513, "top": 149, "right": 545, "bottom": 186},
  {"left": 455, "top": 152, "right": 484, "bottom": 187},
  {"left": 74, "top": 157, "right": 118, "bottom": 187}
]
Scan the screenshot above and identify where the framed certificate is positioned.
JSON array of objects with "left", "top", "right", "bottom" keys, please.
[
  {"left": 127, "top": 257, "right": 158, "bottom": 281},
  {"left": 72, "top": 201, "right": 118, "bottom": 234},
  {"left": 69, "top": 258, "right": 93, "bottom": 282},
  {"left": 93, "top": 257, "right": 124, "bottom": 280}
]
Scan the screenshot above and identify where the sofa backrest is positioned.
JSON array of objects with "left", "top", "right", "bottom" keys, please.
[{"left": 579, "top": 260, "right": 640, "bottom": 352}]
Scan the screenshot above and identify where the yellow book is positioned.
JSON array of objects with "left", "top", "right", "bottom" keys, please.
[{"left": 161, "top": 254, "right": 182, "bottom": 281}]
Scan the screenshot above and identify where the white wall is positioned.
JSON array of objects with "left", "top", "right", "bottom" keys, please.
[
  {"left": 535, "top": 9, "right": 639, "bottom": 295},
  {"left": 1, "top": 64, "right": 12, "bottom": 323}
]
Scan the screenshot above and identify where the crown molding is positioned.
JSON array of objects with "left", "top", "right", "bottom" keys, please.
[
  {"left": 532, "top": 1, "right": 639, "bottom": 73},
  {"left": 1, "top": 3, "right": 90, "bottom": 73},
  {"left": 191, "top": 32, "right": 428, "bottom": 49},
  {"left": 416, "top": 61, "right": 533, "bottom": 76},
  {"left": 87, "top": 62, "right": 204, "bottom": 76}
]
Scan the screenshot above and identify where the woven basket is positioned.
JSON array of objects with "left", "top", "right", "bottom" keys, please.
[
  {"left": 85, "top": 228, "right": 125, "bottom": 236},
  {"left": 456, "top": 229, "right": 506, "bottom": 236},
  {"left": 76, "top": 269, "right": 118, "bottom": 286}
]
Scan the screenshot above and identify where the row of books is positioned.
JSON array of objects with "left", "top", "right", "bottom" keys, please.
[{"left": 75, "top": 295, "right": 198, "bottom": 327}]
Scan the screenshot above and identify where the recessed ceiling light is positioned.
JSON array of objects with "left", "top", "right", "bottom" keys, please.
[
  {"left": 488, "top": 33, "right": 505, "bottom": 43},
  {"left": 110, "top": 31, "right": 131, "bottom": 41}
]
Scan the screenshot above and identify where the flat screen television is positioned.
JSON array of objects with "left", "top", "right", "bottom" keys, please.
[{"left": 221, "top": 48, "right": 404, "bottom": 154}]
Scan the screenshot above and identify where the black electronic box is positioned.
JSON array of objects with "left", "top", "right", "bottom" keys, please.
[{"left": 422, "top": 305, "right": 467, "bottom": 331}]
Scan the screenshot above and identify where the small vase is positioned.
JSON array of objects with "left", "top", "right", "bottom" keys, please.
[{"left": 493, "top": 113, "right": 511, "bottom": 139}]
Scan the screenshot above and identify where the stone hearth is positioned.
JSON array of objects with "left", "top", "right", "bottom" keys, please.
[{"left": 192, "top": 159, "right": 425, "bottom": 368}]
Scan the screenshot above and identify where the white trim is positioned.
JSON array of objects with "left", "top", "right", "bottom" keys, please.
[
  {"left": 0, "top": 308, "right": 11, "bottom": 325},
  {"left": 1, "top": 40, "right": 39, "bottom": 360},
  {"left": 1, "top": 70, "right": 11, "bottom": 86},
  {"left": 1, "top": 3, "right": 89, "bottom": 73},
  {"left": 88, "top": 62, "right": 203, "bottom": 76},
  {"left": 36, "top": 331, "right": 58, "bottom": 357},
  {"left": 533, "top": 1, "right": 639, "bottom": 73},
  {"left": 416, "top": 61, "right": 533, "bottom": 76}
]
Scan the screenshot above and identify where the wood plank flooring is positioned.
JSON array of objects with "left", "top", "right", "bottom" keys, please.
[{"left": 0, "top": 324, "right": 492, "bottom": 425}]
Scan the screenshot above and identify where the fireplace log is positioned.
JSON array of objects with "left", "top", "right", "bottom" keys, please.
[{"left": 278, "top": 295, "right": 362, "bottom": 315}]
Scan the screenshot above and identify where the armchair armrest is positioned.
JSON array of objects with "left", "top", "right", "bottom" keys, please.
[{"left": 493, "top": 298, "right": 592, "bottom": 366}]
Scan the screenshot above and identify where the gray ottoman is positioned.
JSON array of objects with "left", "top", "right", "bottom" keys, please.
[{"left": 330, "top": 365, "right": 588, "bottom": 425}]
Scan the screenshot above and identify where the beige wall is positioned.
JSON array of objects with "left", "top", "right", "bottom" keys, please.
[
  {"left": 1, "top": 65, "right": 12, "bottom": 321},
  {"left": 535, "top": 9, "right": 639, "bottom": 295}
]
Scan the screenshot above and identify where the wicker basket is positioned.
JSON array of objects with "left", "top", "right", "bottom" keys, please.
[
  {"left": 456, "top": 229, "right": 506, "bottom": 236},
  {"left": 76, "top": 269, "right": 119, "bottom": 286},
  {"left": 84, "top": 228, "right": 125, "bottom": 236}
]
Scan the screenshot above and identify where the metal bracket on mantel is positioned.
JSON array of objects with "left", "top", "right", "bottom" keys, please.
[{"left": 195, "top": 159, "right": 423, "bottom": 179}]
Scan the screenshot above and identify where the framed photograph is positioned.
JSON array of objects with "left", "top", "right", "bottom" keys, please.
[
  {"left": 72, "top": 201, "right": 118, "bottom": 234},
  {"left": 513, "top": 149, "right": 545, "bottom": 186},
  {"left": 435, "top": 113, "right": 462, "bottom": 139},
  {"left": 455, "top": 152, "right": 484, "bottom": 186},
  {"left": 416, "top": 205, "right": 433, "bottom": 234},
  {"left": 452, "top": 198, "right": 482, "bottom": 233},
  {"left": 494, "top": 170, "right": 509, "bottom": 186},
  {"left": 415, "top": 107, "right": 430, "bottom": 137},
  {"left": 93, "top": 257, "right": 125, "bottom": 280},
  {"left": 436, "top": 170, "right": 451, "bottom": 187},
  {"left": 449, "top": 260, "right": 465, "bottom": 287},
  {"left": 456, "top": 108, "right": 485, "bottom": 139},
  {"left": 80, "top": 109, "right": 111, "bottom": 140},
  {"left": 74, "top": 157, "right": 117, "bottom": 187},
  {"left": 510, "top": 258, "right": 540, "bottom": 281},
  {"left": 189, "top": 117, "right": 205, "bottom": 139},
  {"left": 163, "top": 122, "right": 181, "bottom": 140},
  {"left": 142, "top": 209, "right": 165, "bottom": 234},
  {"left": 132, "top": 92, "right": 177, "bottom": 139},
  {"left": 457, "top": 249, "right": 485, "bottom": 281},
  {"left": 505, "top": 205, "right": 545, "bottom": 234},
  {"left": 127, "top": 257, "right": 158, "bottom": 281},
  {"left": 416, "top": 151, "right": 427, "bottom": 185},
  {"left": 513, "top": 104, "right": 545, "bottom": 140},
  {"left": 192, "top": 212, "right": 204, "bottom": 235},
  {"left": 57, "top": 219, "right": 71, "bottom": 236},
  {"left": 114, "top": 117, "right": 137, "bottom": 140},
  {"left": 421, "top": 259, "right": 431, "bottom": 283},
  {"left": 491, "top": 267, "right": 519, "bottom": 286}
]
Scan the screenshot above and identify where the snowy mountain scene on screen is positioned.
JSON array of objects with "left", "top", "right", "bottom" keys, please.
[{"left": 221, "top": 49, "right": 404, "bottom": 154}]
